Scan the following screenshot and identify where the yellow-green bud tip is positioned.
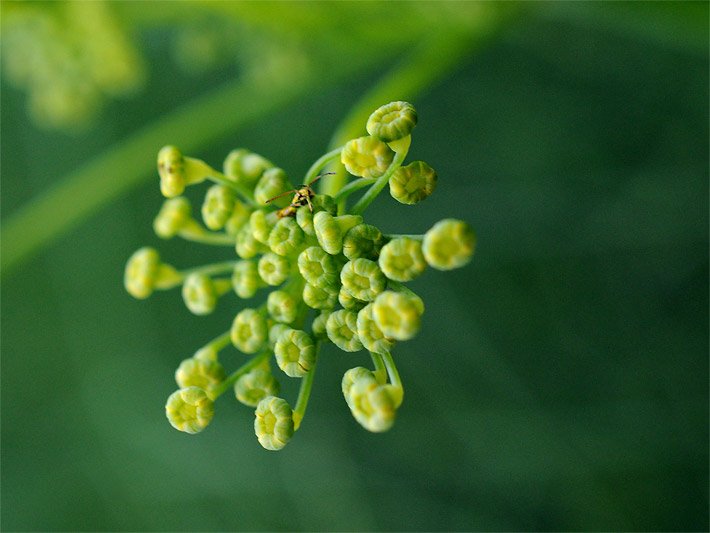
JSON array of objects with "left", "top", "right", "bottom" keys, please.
[
  {"left": 389, "top": 161, "right": 437, "bottom": 205},
  {"left": 340, "top": 136, "right": 395, "bottom": 179},
  {"left": 366, "top": 101, "right": 418, "bottom": 143},
  {"left": 157, "top": 145, "right": 186, "bottom": 198},
  {"left": 422, "top": 219, "right": 476, "bottom": 270},
  {"left": 165, "top": 386, "right": 214, "bottom": 434},
  {"left": 254, "top": 396, "right": 294, "bottom": 450}
]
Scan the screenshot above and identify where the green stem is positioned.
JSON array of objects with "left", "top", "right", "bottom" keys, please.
[
  {"left": 386, "top": 280, "right": 420, "bottom": 300},
  {"left": 179, "top": 224, "right": 236, "bottom": 246},
  {"left": 181, "top": 260, "right": 238, "bottom": 279},
  {"left": 384, "top": 234, "right": 423, "bottom": 241},
  {"left": 333, "top": 178, "right": 376, "bottom": 204},
  {"left": 304, "top": 147, "right": 343, "bottom": 187},
  {"left": 206, "top": 330, "right": 232, "bottom": 352},
  {"left": 380, "top": 350, "right": 404, "bottom": 407},
  {"left": 212, "top": 351, "right": 270, "bottom": 398},
  {"left": 292, "top": 343, "right": 320, "bottom": 430},
  {"left": 369, "top": 351, "right": 388, "bottom": 385},
  {"left": 350, "top": 149, "right": 407, "bottom": 216},
  {"left": 206, "top": 170, "right": 258, "bottom": 207}
]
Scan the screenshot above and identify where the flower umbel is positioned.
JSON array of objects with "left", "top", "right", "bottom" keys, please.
[{"left": 125, "top": 101, "right": 476, "bottom": 449}]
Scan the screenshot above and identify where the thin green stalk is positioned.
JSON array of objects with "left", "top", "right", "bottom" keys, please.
[
  {"left": 292, "top": 344, "right": 320, "bottom": 430},
  {"left": 333, "top": 178, "right": 376, "bottom": 204},
  {"left": 206, "top": 172, "right": 258, "bottom": 207},
  {"left": 179, "top": 227, "right": 236, "bottom": 246},
  {"left": 303, "top": 147, "right": 343, "bottom": 186},
  {"left": 181, "top": 260, "right": 238, "bottom": 279},
  {"left": 369, "top": 351, "right": 388, "bottom": 385},
  {"left": 350, "top": 150, "right": 407, "bottom": 216},
  {"left": 380, "top": 350, "right": 404, "bottom": 407},
  {"left": 384, "top": 234, "right": 423, "bottom": 241},
  {"left": 212, "top": 351, "right": 270, "bottom": 398}
]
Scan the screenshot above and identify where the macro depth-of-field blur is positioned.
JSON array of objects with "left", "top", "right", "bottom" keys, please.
[{"left": 1, "top": 2, "right": 707, "bottom": 531}]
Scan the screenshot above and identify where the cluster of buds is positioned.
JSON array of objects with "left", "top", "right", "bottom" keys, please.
[{"left": 125, "top": 101, "right": 476, "bottom": 450}]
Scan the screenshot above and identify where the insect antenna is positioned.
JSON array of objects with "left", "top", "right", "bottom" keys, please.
[
  {"left": 306, "top": 171, "right": 336, "bottom": 187},
  {"left": 265, "top": 189, "right": 297, "bottom": 204}
]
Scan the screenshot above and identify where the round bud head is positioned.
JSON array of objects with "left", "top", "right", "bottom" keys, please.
[
  {"left": 154, "top": 197, "right": 192, "bottom": 238},
  {"left": 182, "top": 273, "right": 219, "bottom": 315},
  {"left": 165, "top": 386, "right": 214, "bottom": 434},
  {"left": 254, "top": 396, "right": 294, "bottom": 451},
  {"left": 175, "top": 357, "right": 226, "bottom": 398},
  {"left": 224, "top": 148, "right": 273, "bottom": 184},
  {"left": 202, "top": 184, "right": 236, "bottom": 230},
  {"left": 326, "top": 309, "right": 363, "bottom": 352},
  {"left": 235, "top": 368, "right": 280, "bottom": 407},
  {"left": 357, "top": 303, "right": 395, "bottom": 355},
  {"left": 250, "top": 209, "right": 279, "bottom": 244},
  {"left": 389, "top": 161, "right": 437, "bottom": 205},
  {"left": 274, "top": 328, "right": 316, "bottom": 378},
  {"left": 254, "top": 167, "right": 293, "bottom": 207},
  {"left": 340, "top": 258, "right": 386, "bottom": 302},
  {"left": 269, "top": 323, "right": 290, "bottom": 349},
  {"left": 303, "top": 283, "right": 337, "bottom": 311},
  {"left": 342, "top": 224, "right": 384, "bottom": 261},
  {"left": 231, "top": 308, "right": 268, "bottom": 354},
  {"left": 296, "top": 194, "right": 337, "bottom": 236},
  {"left": 341, "top": 136, "right": 395, "bottom": 179},
  {"left": 297, "top": 246, "right": 339, "bottom": 289},
  {"left": 372, "top": 291, "right": 422, "bottom": 341},
  {"left": 267, "top": 290, "right": 298, "bottom": 324},
  {"left": 422, "top": 219, "right": 476, "bottom": 270},
  {"left": 378, "top": 237, "right": 427, "bottom": 282},
  {"left": 268, "top": 217, "right": 304, "bottom": 256},
  {"left": 348, "top": 378, "right": 398, "bottom": 432},
  {"left": 338, "top": 286, "right": 366, "bottom": 312},
  {"left": 124, "top": 247, "right": 160, "bottom": 299},
  {"left": 366, "top": 101, "right": 418, "bottom": 143},
  {"left": 193, "top": 346, "right": 218, "bottom": 362},
  {"left": 258, "top": 253, "right": 290, "bottom": 286},
  {"left": 235, "top": 221, "right": 264, "bottom": 259},
  {"left": 224, "top": 200, "right": 253, "bottom": 236},
  {"left": 311, "top": 311, "right": 331, "bottom": 339},
  {"left": 232, "top": 260, "right": 261, "bottom": 299},
  {"left": 314, "top": 212, "right": 362, "bottom": 256},
  {"left": 157, "top": 145, "right": 186, "bottom": 198},
  {"left": 341, "top": 366, "right": 377, "bottom": 408}
]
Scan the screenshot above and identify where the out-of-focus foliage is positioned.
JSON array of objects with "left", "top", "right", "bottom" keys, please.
[{"left": 1, "top": 1, "right": 707, "bottom": 531}]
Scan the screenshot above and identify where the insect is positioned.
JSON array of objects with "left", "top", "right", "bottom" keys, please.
[{"left": 265, "top": 172, "right": 335, "bottom": 218}]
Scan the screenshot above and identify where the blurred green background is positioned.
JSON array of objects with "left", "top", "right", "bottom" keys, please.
[{"left": 1, "top": 1, "right": 707, "bottom": 531}]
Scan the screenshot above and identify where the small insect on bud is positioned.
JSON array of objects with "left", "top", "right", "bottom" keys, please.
[
  {"left": 175, "top": 357, "right": 226, "bottom": 399},
  {"left": 153, "top": 197, "right": 193, "bottom": 238},
  {"left": 274, "top": 328, "right": 316, "bottom": 378},
  {"left": 296, "top": 193, "right": 336, "bottom": 235},
  {"left": 422, "top": 219, "right": 476, "bottom": 270},
  {"left": 378, "top": 237, "right": 427, "bottom": 282},
  {"left": 341, "top": 136, "right": 395, "bottom": 179},
  {"left": 326, "top": 309, "right": 363, "bottom": 352},
  {"left": 202, "top": 184, "right": 237, "bottom": 230},
  {"left": 165, "top": 386, "right": 215, "bottom": 434},
  {"left": 366, "top": 101, "right": 418, "bottom": 143},
  {"left": 267, "top": 290, "right": 299, "bottom": 324},
  {"left": 254, "top": 396, "right": 294, "bottom": 451},
  {"left": 340, "top": 258, "right": 386, "bottom": 302},
  {"left": 389, "top": 161, "right": 437, "bottom": 205},
  {"left": 235, "top": 368, "right": 280, "bottom": 407},
  {"left": 231, "top": 308, "right": 268, "bottom": 354},
  {"left": 268, "top": 217, "right": 304, "bottom": 257}
]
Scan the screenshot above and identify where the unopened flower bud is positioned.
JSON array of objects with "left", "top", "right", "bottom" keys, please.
[
  {"left": 165, "top": 386, "right": 214, "bottom": 434},
  {"left": 326, "top": 309, "right": 363, "bottom": 352},
  {"left": 389, "top": 161, "right": 436, "bottom": 205},
  {"left": 231, "top": 308, "right": 268, "bottom": 354},
  {"left": 378, "top": 237, "right": 427, "bottom": 282},
  {"left": 366, "top": 101, "right": 417, "bottom": 143},
  {"left": 235, "top": 368, "right": 280, "bottom": 407},
  {"left": 254, "top": 396, "right": 294, "bottom": 451},
  {"left": 341, "top": 136, "right": 394, "bottom": 179},
  {"left": 340, "top": 258, "right": 386, "bottom": 302},
  {"left": 274, "top": 328, "right": 316, "bottom": 378},
  {"left": 153, "top": 197, "right": 193, "bottom": 238},
  {"left": 422, "top": 219, "right": 476, "bottom": 270}
]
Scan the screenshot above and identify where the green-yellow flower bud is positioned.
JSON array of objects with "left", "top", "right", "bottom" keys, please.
[
  {"left": 235, "top": 221, "right": 265, "bottom": 259},
  {"left": 356, "top": 303, "right": 394, "bottom": 355},
  {"left": 224, "top": 148, "right": 273, "bottom": 185},
  {"left": 235, "top": 368, "right": 280, "bottom": 407},
  {"left": 338, "top": 286, "right": 366, "bottom": 311},
  {"left": 295, "top": 194, "right": 337, "bottom": 236},
  {"left": 341, "top": 136, "right": 395, "bottom": 179},
  {"left": 389, "top": 161, "right": 437, "bottom": 205},
  {"left": 372, "top": 290, "right": 422, "bottom": 341},
  {"left": 311, "top": 311, "right": 331, "bottom": 339},
  {"left": 366, "top": 101, "right": 418, "bottom": 143},
  {"left": 297, "top": 246, "right": 339, "bottom": 289},
  {"left": 202, "top": 184, "right": 236, "bottom": 230},
  {"left": 232, "top": 260, "right": 263, "bottom": 299},
  {"left": 254, "top": 396, "right": 294, "bottom": 451},
  {"left": 223, "top": 200, "right": 252, "bottom": 235},
  {"left": 175, "top": 357, "right": 226, "bottom": 399},
  {"left": 326, "top": 309, "right": 363, "bottom": 352},
  {"left": 124, "top": 247, "right": 180, "bottom": 299},
  {"left": 267, "top": 290, "right": 298, "bottom": 324},
  {"left": 153, "top": 197, "right": 193, "bottom": 238},
  {"left": 341, "top": 366, "right": 376, "bottom": 408},
  {"left": 157, "top": 145, "right": 212, "bottom": 198},
  {"left": 342, "top": 224, "right": 384, "bottom": 261},
  {"left": 378, "top": 237, "right": 427, "bottom": 282},
  {"left": 254, "top": 167, "right": 293, "bottom": 207},
  {"left": 422, "top": 219, "right": 476, "bottom": 270},
  {"left": 258, "top": 253, "right": 290, "bottom": 286},
  {"left": 340, "top": 258, "right": 386, "bottom": 302},
  {"left": 269, "top": 323, "right": 289, "bottom": 349},
  {"left": 313, "top": 212, "right": 362, "bottom": 255},
  {"left": 268, "top": 217, "right": 304, "bottom": 256},
  {"left": 303, "top": 282, "right": 337, "bottom": 310},
  {"left": 165, "top": 386, "right": 214, "bottom": 434},
  {"left": 274, "top": 328, "right": 316, "bottom": 378},
  {"left": 347, "top": 376, "right": 398, "bottom": 432},
  {"left": 250, "top": 210, "right": 279, "bottom": 244},
  {"left": 182, "top": 273, "right": 229, "bottom": 315},
  {"left": 231, "top": 308, "right": 268, "bottom": 354}
]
